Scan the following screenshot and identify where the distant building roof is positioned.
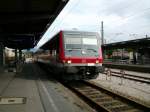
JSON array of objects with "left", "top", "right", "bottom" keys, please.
[{"left": 102, "top": 37, "right": 150, "bottom": 49}]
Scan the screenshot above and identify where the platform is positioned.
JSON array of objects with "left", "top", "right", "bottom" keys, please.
[
  {"left": 0, "top": 63, "right": 93, "bottom": 112},
  {"left": 103, "top": 63, "right": 150, "bottom": 73}
]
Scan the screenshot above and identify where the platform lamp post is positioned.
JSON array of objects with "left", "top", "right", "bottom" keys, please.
[
  {"left": 18, "top": 49, "right": 23, "bottom": 72},
  {"left": 101, "top": 21, "right": 104, "bottom": 45},
  {"left": 19, "top": 49, "right": 22, "bottom": 61},
  {"left": 15, "top": 49, "right": 18, "bottom": 64},
  {"left": 0, "top": 42, "right": 5, "bottom": 67},
  {"left": 101, "top": 21, "right": 105, "bottom": 60},
  {"left": 15, "top": 49, "right": 18, "bottom": 72}
]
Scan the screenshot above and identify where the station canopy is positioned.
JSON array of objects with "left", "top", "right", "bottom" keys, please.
[
  {"left": 102, "top": 37, "right": 150, "bottom": 50},
  {"left": 0, "top": 0, "right": 68, "bottom": 49}
]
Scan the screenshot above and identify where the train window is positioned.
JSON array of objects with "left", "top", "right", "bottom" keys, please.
[
  {"left": 65, "top": 37, "right": 82, "bottom": 44},
  {"left": 83, "top": 38, "right": 97, "bottom": 45},
  {"left": 64, "top": 33, "right": 100, "bottom": 57}
]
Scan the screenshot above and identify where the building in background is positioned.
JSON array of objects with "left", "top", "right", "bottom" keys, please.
[{"left": 102, "top": 38, "right": 150, "bottom": 65}]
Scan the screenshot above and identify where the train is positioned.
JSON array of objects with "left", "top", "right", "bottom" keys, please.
[{"left": 36, "top": 30, "right": 103, "bottom": 80}]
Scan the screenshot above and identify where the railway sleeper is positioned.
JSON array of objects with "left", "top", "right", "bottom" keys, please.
[
  {"left": 91, "top": 95, "right": 113, "bottom": 101},
  {"left": 123, "top": 109, "right": 142, "bottom": 112},
  {"left": 75, "top": 89, "right": 102, "bottom": 94},
  {"left": 79, "top": 89, "right": 101, "bottom": 93},
  {"left": 93, "top": 97, "right": 114, "bottom": 102},
  {"left": 75, "top": 88, "right": 96, "bottom": 91},
  {"left": 76, "top": 88, "right": 105, "bottom": 94},
  {"left": 101, "top": 101, "right": 123, "bottom": 107},
  {"left": 110, "top": 105, "right": 134, "bottom": 112},
  {"left": 88, "top": 94, "right": 108, "bottom": 99},
  {"left": 82, "top": 92, "right": 102, "bottom": 96}
]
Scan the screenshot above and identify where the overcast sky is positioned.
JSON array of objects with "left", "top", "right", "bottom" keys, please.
[{"left": 36, "top": 0, "right": 150, "bottom": 49}]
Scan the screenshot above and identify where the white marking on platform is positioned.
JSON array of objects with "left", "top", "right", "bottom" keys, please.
[
  {"left": 0, "top": 97, "right": 26, "bottom": 104},
  {"left": 39, "top": 79, "right": 59, "bottom": 112}
]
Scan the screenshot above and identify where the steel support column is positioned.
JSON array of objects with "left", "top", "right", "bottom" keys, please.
[
  {"left": 19, "top": 49, "right": 22, "bottom": 61},
  {"left": 0, "top": 42, "right": 5, "bottom": 66},
  {"left": 15, "top": 49, "right": 18, "bottom": 65}
]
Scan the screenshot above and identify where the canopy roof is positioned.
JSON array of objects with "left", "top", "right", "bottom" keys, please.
[{"left": 0, "top": 0, "right": 68, "bottom": 49}]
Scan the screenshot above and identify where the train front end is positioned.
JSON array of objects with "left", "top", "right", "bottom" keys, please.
[{"left": 60, "top": 31, "right": 103, "bottom": 80}]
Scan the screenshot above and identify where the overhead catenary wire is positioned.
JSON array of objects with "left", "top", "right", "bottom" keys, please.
[
  {"left": 36, "top": 0, "right": 150, "bottom": 48},
  {"left": 36, "top": 0, "right": 81, "bottom": 49}
]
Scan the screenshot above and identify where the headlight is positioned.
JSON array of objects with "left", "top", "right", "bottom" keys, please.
[
  {"left": 96, "top": 60, "right": 99, "bottom": 63},
  {"left": 67, "top": 60, "right": 71, "bottom": 64}
]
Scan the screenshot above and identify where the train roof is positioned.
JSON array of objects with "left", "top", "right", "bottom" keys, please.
[
  {"left": 62, "top": 30, "right": 99, "bottom": 35},
  {"left": 40, "top": 30, "right": 101, "bottom": 50}
]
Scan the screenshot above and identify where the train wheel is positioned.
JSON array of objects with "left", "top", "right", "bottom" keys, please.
[{"left": 88, "top": 69, "right": 99, "bottom": 79}]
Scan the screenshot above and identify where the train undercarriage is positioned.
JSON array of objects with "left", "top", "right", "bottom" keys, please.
[{"left": 37, "top": 62, "right": 104, "bottom": 80}]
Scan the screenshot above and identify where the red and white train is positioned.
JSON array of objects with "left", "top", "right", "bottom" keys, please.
[{"left": 36, "top": 30, "right": 103, "bottom": 80}]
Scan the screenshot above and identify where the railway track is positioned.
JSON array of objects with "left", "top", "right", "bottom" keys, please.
[
  {"left": 104, "top": 69, "right": 150, "bottom": 84},
  {"left": 64, "top": 81, "right": 149, "bottom": 112}
]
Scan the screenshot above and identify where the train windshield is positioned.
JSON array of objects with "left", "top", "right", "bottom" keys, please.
[{"left": 64, "top": 33, "right": 100, "bottom": 57}]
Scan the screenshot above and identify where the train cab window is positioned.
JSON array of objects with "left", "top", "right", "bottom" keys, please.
[
  {"left": 64, "top": 33, "right": 100, "bottom": 57},
  {"left": 65, "top": 37, "right": 82, "bottom": 44},
  {"left": 64, "top": 34, "right": 82, "bottom": 49},
  {"left": 82, "top": 38, "right": 98, "bottom": 45}
]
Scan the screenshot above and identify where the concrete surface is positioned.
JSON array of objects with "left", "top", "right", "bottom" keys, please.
[
  {"left": 109, "top": 68, "right": 150, "bottom": 78},
  {"left": 0, "top": 64, "right": 94, "bottom": 112},
  {"left": 103, "top": 63, "right": 150, "bottom": 73}
]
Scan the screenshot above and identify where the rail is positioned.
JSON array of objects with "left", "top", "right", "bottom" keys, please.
[
  {"left": 63, "top": 80, "right": 150, "bottom": 112},
  {"left": 104, "top": 69, "right": 150, "bottom": 84}
]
